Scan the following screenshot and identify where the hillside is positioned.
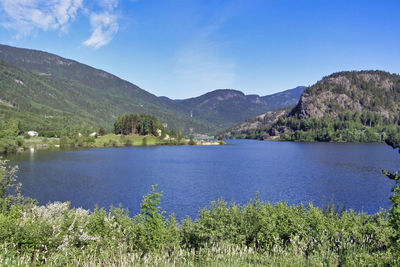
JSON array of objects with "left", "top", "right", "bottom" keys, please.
[
  {"left": 224, "top": 71, "right": 400, "bottom": 142},
  {"left": 0, "top": 45, "right": 217, "bottom": 134},
  {"left": 0, "top": 44, "right": 305, "bottom": 135},
  {"left": 164, "top": 86, "right": 305, "bottom": 129},
  {"left": 221, "top": 106, "right": 293, "bottom": 139}
]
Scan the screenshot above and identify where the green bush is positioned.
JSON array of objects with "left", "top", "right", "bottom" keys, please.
[{"left": 0, "top": 158, "right": 399, "bottom": 265}]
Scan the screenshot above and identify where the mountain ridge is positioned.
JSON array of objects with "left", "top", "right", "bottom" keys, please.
[
  {"left": 161, "top": 86, "right": 305, "bottom": 129},
  {"left": 223, "top": 70, "right": 400, "bottom": 142},
  {"left": 0, "top": 44, "right": 216, "bottom": 133},
  {"left": 0, "top": 44, "right": 304, "bottom": 134}
]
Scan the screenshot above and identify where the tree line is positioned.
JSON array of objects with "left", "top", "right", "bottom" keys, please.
[
  {"left": 276, "top": 110, "right": 400, "bottom": 142},
  {"left": 231, "top": 110, "right": 400, "bottom": 142},
  {"left": 113, "top": 114, "right": 165, "bottom": 136}
]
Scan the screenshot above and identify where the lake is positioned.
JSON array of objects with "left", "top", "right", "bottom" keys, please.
[{"left": 7, "top": 140, "right": 399, "bottom": 219}]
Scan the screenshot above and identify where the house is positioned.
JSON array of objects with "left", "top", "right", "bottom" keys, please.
[
  {"left": 89, "top": 132, "right": 97, "bottom": 137},
  {"left": 27, "top": 131, "right": 38, "bottom": 137}
]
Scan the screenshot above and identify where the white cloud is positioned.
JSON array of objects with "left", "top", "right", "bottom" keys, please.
[
  {"left": 0, "top": 0, "right": 120, "bottom": 48},
  {"left": 83, "top": 12, "right": 118, "bottom": 49},
  {"left": 98, "top": 0, "right": 118, "bottom": 11},
  {"left": 0, "top": 0, "right": 83, "bottom": 36},
  {"left": 82, "top": 0, "right": 119, "bottom": 49}
]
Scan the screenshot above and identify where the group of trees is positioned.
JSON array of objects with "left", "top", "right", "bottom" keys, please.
[
  {"left": 229, "top": 110, "right": 400, "bottom": 142},
  {"left": 113, "top": 114, "right": 165, "bottom": 136},
  {"left": 0, "top": 119, "right": 23, "bottom": 154},
  {"left": 275, "top": 110, "right": 400, "bottom": 142}
]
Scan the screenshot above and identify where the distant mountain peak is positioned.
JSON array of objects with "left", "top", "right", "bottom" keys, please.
[{"left": 168, "top": 86, "right": 306, "bottom": 129}]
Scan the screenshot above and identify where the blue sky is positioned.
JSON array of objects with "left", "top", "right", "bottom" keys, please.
[{"left": 0, "top": 0, "right": 399, "bottom": 99}]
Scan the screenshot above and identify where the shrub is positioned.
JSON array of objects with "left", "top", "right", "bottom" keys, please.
[{"left": 0, "top": 159, "right": 19, "bottom": 198}]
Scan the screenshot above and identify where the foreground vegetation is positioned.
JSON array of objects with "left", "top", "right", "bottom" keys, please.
[
  {"left": 1, "top": 155, "right": 400, "bottom": 266},
  {"left": 1, "top": 202, "right": 398, "bottom": 266},
  {"left": 0, "top": 186, "right": 398, "bottom": 265}
]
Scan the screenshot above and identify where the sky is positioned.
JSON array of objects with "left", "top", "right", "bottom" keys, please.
[{"left": 0, "top": 0, "right": 399, "bottom": 99}]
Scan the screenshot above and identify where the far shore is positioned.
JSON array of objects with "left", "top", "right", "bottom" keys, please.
[{"left": 13, "top": 134, "right": 226, "bottom": 153}]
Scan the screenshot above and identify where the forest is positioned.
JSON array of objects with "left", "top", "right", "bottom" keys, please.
[
  {"left": 277, "top": 110, "right": 400, "bottom": 142},
  {"left": 113, "top": 114, "right": 165, "bottom": 136}
]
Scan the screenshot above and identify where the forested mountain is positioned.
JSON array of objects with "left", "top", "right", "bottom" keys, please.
[
  {"left": 163, "top": 86, "right": 305, "bottom": 129},
  {"left": 223, "top": 71, "right": 400, "bottom": 142},
  {"left": 0, "top": 44, "right": 304, "bottom": 134},
  {"left": 0, "top": 44, "right": 217, "bottom": 134},
  {"left": 0, "top": 59, "right": 216, "bottom": 134}
]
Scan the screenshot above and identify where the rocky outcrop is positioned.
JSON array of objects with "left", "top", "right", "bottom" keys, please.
[
  {"left": 291, "top": 70, "right": 399, "bottom": 120},
  {"left": 223, "top": 70, "right": 400, "bottom": 140},
  {"left": 222, "top": 107, "right": 291, "bottom": 138}
]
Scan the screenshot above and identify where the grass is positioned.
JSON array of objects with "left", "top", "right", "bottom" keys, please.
[
  {"left": 0, "top": 194, "right": 398, "bottom": 266},
  {"left": 94, "top": 134, "right": 160, "bottom": 147},
  {"left": 4, "top": 242, "right": 396, "bottom": 266},
  {"left": 11, "top": 134, "right": 224, "bottom": 154},
  {"left": 23, "top": 136, "right": 59, "bottom": 148}
]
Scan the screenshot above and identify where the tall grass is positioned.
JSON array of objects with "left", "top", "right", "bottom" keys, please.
[
  {"left": 0, "top": 158, "right": 398, "bottom": 266},
  {"left": 0, "top": 195, "right": 398, "bottom": 266}
]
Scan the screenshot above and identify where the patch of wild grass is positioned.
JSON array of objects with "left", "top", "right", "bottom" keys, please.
[
  {"left": 94, "top": 134, "right": 159, "bottom": 147},
  {"left": 0, "top": 158, "right": 399, "bottom": 266},
  {"left": 0, "top": 194, "right": 398, "bottom": 266}
]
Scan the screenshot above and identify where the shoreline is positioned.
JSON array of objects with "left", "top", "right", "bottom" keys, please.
[{"left": 9, "top": 134, "right": 226, "bottom": 154}]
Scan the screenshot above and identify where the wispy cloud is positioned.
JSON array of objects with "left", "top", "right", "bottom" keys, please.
[
  {"left": 83, "top": 0, "right": 119, "bottom": 49},
  {"left": 0, "top": 0, "right": 120, "bottom": 48},
  {"left": 174, "top": 39, "right": 236, "bottom": 92},
  {"left": 173, "top": 6, "right": 238, "bottom": 94},
  {"left": 0, "top": 0, "right": 83, "bottom": 37}
]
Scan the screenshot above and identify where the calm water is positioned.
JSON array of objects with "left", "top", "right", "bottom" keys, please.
[{"left": 7, "top": 140, "right": 399, "bottom": 219}]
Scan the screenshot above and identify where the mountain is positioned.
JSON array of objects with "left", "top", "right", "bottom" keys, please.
[
  {"left": 221, "top": 106, "right": 293, "bottom": 139},
  {"left": 224, "top": 71, "right": 400, "bottom": 142},
  {"left": 0, "top": 44, "right": 304, "bottom": 135},
  {"left": 0, "top": 44, "right": 216, "bottom": 134},
  {"left": 164, "top": 86, "right": 305, "bottom": 129}
]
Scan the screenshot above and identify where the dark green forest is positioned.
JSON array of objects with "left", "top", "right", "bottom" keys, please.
[
  {"left": 277, "top": 110, "right": 400, "bottom": 142},
  {"left": 113, "top": 114, "right": 165, "bottom": 136}
]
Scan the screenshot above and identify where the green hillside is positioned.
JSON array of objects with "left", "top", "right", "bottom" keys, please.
[
  {"left": 0, "top": 44, "right": 304, "bottom": 135},
  {"left": 224, "top": 71, "right": 400, "bottom": 142},
  {"left": 0, "top": 45, "right": 215, "bottom": 134}
]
